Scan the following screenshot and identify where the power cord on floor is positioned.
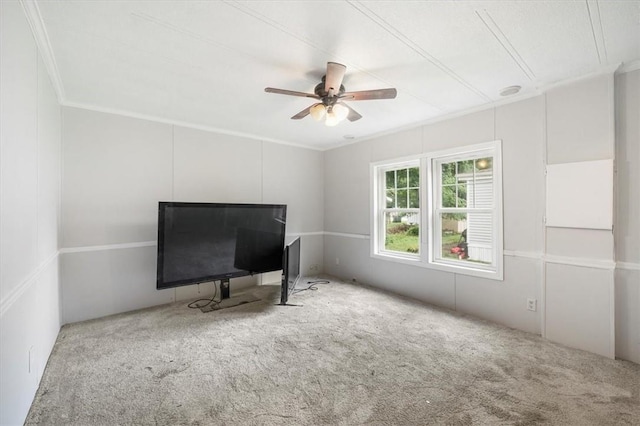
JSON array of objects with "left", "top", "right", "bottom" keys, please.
[
  {"left": 187, "top": 281, "right": 220, "bottom": 309},
  {"left": 291, "top": 279, "right": 329, "bottom": 294}
]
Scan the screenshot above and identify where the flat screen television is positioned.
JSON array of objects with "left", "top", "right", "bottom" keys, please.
[
  {"left": 156, "top": 202, "right": 287, "bottom": 290},
  {"left": 280, "top": 237, "right": 301, "bottom": 305}
]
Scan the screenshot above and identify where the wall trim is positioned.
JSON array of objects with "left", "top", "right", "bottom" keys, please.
[
  {"left": 60, "top": 241, "right": 157, "bottom": 254},
  {"left": 544, "top": 254, "right": 616, "bottom": 270},
  {"left": 20, "top": 0, "right": 65, "bottom": 103},
  {"left": 503, "top": 250, "right": 542, "bottom": 260},
  {"left": 618, "top": 59, "right": 640, "bottom": 74},
  {"left": 0, "top": 250, "right": 59, "bottom": 317},
  {"left": 62, "top": 101, "right": 324, "bottom": 152},
  {"left": 616, "top": 262, "right": 640, "bottom": 271},
  {"left": 324, "top": 231, "right": 371, "bottom": 240},
  {"left": 59, "top": 233, "right": 326, "bottom": 255},
  {"left": 59, "top": 235, "right": 629, "bottom": 273},
  {"left": 289, "top": 231, "right": 325, "bottom": 237}
]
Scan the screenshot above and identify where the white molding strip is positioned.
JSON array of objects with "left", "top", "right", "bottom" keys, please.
[
  {"left": 503, "top": 250, "right": 542, "bottom": 260},
  {"left": 0, "top": 250, "right": 59, "bottom": 317},
  {"left": 288, "top": 231, "right": 325, "bottom": 237},
  {"left": 20, "top": 0, "right": 65, "bottom": 103},
  {"left": 58, "top": 235, "right": 632, "bottom": 273},
  {"left": 60, "top": 241, "right": 156, "bottom": 254},
  {"left": 62, "top": 101, "right": 324, "bottom": 152},
  {"left": 324, "top": 231, "right": 371, "bottom": 240},
  {"left": 618, "top": 59, "right": 640, "bottom": 74},
  {"left": 544, "top": 254, "right": 616, "bottom": 270},
  {"left": 616, "top": 262, "right": 640, "bottom": 271},
  {"left": 59, "top": 234, "right": 328, "bottom": 255}
]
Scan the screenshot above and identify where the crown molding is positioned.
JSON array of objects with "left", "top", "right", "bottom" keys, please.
[
  {"left": 535, "top": 63, "right": 621, "bottom": 93},
  {"left": 617, "top": 59, "right": 640, "bottom": 74},
  {"left": 62, "top": 101, "right": 324, "bottom": 152},
  {"left": 20, "top": 0, "right": 65, "bottom": 103}
]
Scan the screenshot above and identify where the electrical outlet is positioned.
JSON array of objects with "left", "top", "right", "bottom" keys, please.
[
  {"left": 335, "top": 257, "right": 340, "bottom": 265},
  {"left": 309, "top": 264, "right": 319, "bottom": 273},
  {"left": 527, "top": 298, "right": 537, "bottom": 312}
]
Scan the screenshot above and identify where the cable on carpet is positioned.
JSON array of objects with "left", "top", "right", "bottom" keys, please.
[
  {"left": 187, "top": 281, "right": 220, "bottom": 309},
  {"left": 292, "top": 279, "right": 329, "bottom": 294}
]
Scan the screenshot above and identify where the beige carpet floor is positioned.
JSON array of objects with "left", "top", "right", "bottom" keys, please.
[{"left": 26, "top": 277, "right": 640, "bottom": 425}]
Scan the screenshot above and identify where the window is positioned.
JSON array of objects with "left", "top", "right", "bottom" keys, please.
[
  {"left": 371, "top": 141, "right": 503, "bottom": 280},
  {"left": 374, "top": 161, "right": 421, "bottom": 258}
]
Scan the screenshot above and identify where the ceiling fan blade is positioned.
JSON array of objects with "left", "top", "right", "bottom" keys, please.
[
  {"left": 265, "top": 87, "right": 320, "bottom": 99},
  {"left": 291, "top": 105, "right": 314, "bottom": 120},
  {"left": 325, "top": 62, "right": 346, "bottom": 96},
  {"left": 338, "top": 102, "right": 362, "bottom": 122},
  {"left": 340, "top": 88, "right": 397, "bottom": 101}
]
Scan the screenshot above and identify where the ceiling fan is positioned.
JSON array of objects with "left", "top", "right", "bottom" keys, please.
[{"left": 265, "top": 62, "right": 397, "bottom": 126}]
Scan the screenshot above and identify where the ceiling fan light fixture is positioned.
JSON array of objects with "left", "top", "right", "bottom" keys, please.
[
  {"left": 325, "top": 111, "right": 339, "bottom": 127},
  {"left": 310, "top": 103, "right": 326, "bottom": 121},
  {"left": 332, "top": 103, "right": 349, "bottom": 122}
]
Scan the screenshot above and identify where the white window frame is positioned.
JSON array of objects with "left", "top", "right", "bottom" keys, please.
[
  {"left": 371, "top": 158, "right": 422, "bottom": 262},
  {"left": 370, "top": 140, "right": 503, "bottom": 280}
]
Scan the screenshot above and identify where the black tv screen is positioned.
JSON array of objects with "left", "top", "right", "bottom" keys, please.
[
  {"left": 280, "top": 237, "right": 301, "bottom": 305},
  {"left": 157, "top": 202, "right": 287, "bottom": 290}
]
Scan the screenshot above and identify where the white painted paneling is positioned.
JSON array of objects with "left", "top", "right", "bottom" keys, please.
[
  {"left": 324, "top": 142, "right": 372, "bottom": 235},
  {"left": 370, "top": 127, "right": 422, "bottom": 162},
  {"left": 496, "top": 96, "right": 544, "bottom": 254},
  {"left": 599, "top": 2, "right": 640, "bottom": 65},
  {"left": 615, "top": 268, "right": 640, "bottom": 364},
  {"left": 546, "top": 74, "right": 614, "bottom": 164},
  {"left": 172, "top": 126, "right": 262, "bottom": 203},
  {"left": 615, "top": 70, "right": 640, "bottom": 264},
  {"left": 37, "top": 55, "right": 62, "bottom": 262},
  {"left": 487, "top": 1, "right": 597, "bottom": 82},
  {"left": 292, "top": 234, "right": 324, "bottom": 278},
  {"left": 262, "top": 143, "right": 324, "bottom": 234},
  {"left": 0, "top": 259, "right": 60, "bottom": 426},
  {"left": 369, "top": 255, "right": 456, "bottom": 312},
  {"left": 359, "top": 1, "right": 531, "bottom": 101},
  {"left": 456, "top": 256, "right": 541, "bottom": 335},
  {"left": 324, "top": 235, "right": 376, "bottom": 287},
  {"left": 0, "top": 4, "right": 62, "bottom": 424},
  {"left": 546, "top": 263, "right": 614, "bottom": 359},
  {"left": 61, "top": 107, "right": 173, "bottom": 247},
  {"left": 0, "top": 0, "right": 39, "bottom": 301},
  {"left": 546, "top": 228, "right": 614, "bottom": 261},
  {"left": 323, "top": 234, "right": 457, "bottom": 311},
  {"left": 546, "top": 159, "right": 613, "bottom": 230},
  {"left": 614, "top": 68, "right": 639, "bottom": 365},
  {"left": 422, "top": 109, "right": 495, "bottom": 152},
  {"left": 61, "top": 247, "right": 174, "bottom": 324}
]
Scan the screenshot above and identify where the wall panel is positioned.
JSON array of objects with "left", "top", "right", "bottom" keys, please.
[
  {"left": 61, "top": 108, "right": 173, "bottom": 247},
  {"left": 0, "top": 3, "right": 62, "bottom": 424},
  {"left": 173, "top": 127, "right": 262, "bottom": 203}
]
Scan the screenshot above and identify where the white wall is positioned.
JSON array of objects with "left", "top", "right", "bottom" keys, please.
[
  {"left": 0, "top": 2, "right": 62, "bottom": 425},
  {"left": 323, "top": 73, "right": 634, "bottom": 360},
  {"left": 543, "top": 74, "right": 616, "bottom": 359},
  {"left": 325, "top": 100, "right": 544, "bottom": 335},
  {"left": 615, "top": 69, "right": 640, "bottom": 364},
  {"left": 60, "top": 108, "right": 324, "bottom": 323}
]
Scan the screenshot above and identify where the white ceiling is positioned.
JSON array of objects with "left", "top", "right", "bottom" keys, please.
[{"left": 33, "top": 0, "right": 640, "bottom": 150}]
